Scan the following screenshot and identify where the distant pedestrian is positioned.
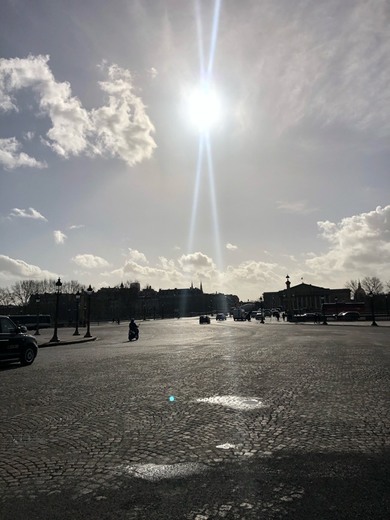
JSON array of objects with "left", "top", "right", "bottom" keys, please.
[{"left": 282, "top": 312, "right": 286, "bottom": 322}]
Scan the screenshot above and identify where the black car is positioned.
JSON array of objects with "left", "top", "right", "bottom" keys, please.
[
  {"left": 199, "top": 315, "right": 210, "bottom": 324},
  {"left": 336, "top": 311, "right": 360, "bottom": 321},
  {"left": 0, "top": 315, "right": 38, "bottom": 366}
]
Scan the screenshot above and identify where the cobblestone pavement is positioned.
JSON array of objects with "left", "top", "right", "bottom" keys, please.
[{"left": 1, "top": 319, "right": 389, "bottom": 519}]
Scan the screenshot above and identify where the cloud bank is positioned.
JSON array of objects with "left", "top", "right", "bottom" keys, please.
[
  {"left": 0, "top": 55, "right": 156, "bottom": 169},
  {"left": 306, "top": 205, "right": 390, "bottom": 279},
  {"left": 0, "top": 137, "right": 47, "bottom": 170},
  {"left": 72, "top": 254, "right": 110, "bottom": 269},
  {"left": 0, "top": 255, "right": 57, "bottom": 281},
  {"left": 1, "top": 207, "right": 389, "bottom": 298}
]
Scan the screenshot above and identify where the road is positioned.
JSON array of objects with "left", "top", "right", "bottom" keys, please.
[{"left": 1, "top": 318, "right": 389, "bottom": 519}]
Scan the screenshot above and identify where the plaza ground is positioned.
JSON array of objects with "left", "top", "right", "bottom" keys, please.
[{"left": 1, "top": 318, "right": 389, "bottom": 519}]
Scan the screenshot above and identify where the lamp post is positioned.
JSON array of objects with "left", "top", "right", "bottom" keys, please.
[
  {"left": 84, "top": 285, "right": 93, "bottom": 338},
  {"left": 321, "top": 296, "right": 328, "bottom": 325},
  {"left": 50, "top": 278, "right": 62, "bottom": 343},
  {"left": 73, "top": 291, "right": 81, "bottom": 336},
  {"left": 34, "top": 293, "right": 41, "bottom": 335},
  {"left": 286, "top": 275, "right": 292, "bottom": 321},
  {"left": 368, "top": 291, "right": 378, "bottom": 327},
  {"left": 334, "top": 297, "right": 338, "bottom": 319},
  {"left": 259, "top": 297, "right": 264, "bottom": 323}
]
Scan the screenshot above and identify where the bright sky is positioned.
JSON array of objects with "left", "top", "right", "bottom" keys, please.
[{"left": 1, "top": 0, "right": 389, "bottom": 300}]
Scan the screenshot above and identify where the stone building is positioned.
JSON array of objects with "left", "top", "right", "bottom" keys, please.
[{"left": 263, "top": 281, "right": 351, "bottom": 313}]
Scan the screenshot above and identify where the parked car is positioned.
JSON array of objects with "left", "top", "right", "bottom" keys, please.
[
  {"left": 199, "top": 315, "right": 210, "bottom": 324},
  {"left": 0, "top": 315, "right": 38, "bottom": 366},
  {"left": 337, "top": 311, "right": 360, "bottom": 321},
  {"left": 216, "top": 313, "right": 226, "bottom": 321}
]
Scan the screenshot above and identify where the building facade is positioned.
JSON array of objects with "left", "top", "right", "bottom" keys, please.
[{"left": 263, "top": 281, "right": 351, "bottom": 313}]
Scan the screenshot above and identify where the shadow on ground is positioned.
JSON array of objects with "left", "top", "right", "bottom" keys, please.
[{"left": 3, "top": 451, "right": 389, "bottom": 519}]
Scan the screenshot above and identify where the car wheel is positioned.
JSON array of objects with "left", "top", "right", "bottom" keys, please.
[{"left": 20, "top": 346, "right": 36, "bottom": 366}]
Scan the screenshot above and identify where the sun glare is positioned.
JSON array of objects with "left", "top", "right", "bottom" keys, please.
[{"left": 187, "top": 85, "right": 221, "bottom": 132}]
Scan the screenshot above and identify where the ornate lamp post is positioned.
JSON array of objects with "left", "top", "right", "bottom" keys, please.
[
  {"left": 321, "top": 296, "right": 328, "bottom": 325},
  {"left": 50, "top": 278, "right": 62, "bottom": 343},
  {"left": 286, "top": 275, "right": 292, "bottom": 321},
  {"left": 368, "top": 291, "right": 378, "bottom": 326},
  {"left": 259, "top": 297, "right": 265, "bottom": 323},
  {"left": 34, "top": 293, "right": 41, "bottom": 335},
  {"left": 84, "top": 285, "right": 93, "bottom": 338},
  {"left": 73, "top": 291, "right": 81, "bottom": 336}
]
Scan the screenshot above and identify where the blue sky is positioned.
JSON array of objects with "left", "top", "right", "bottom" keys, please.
[{"left": 1, "top": 0, "right": 389, "bottom": 300}]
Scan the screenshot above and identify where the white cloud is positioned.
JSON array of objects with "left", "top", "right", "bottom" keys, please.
[
  {"left": 0, "top": 254, "right": 57, "bottom": 280},
  {"left": 306, "top": 205, "right": 390, "bottom": 279},
  {"left": 69, "top": 224, "right": 85, "bottom": 230},
  {"left": 226, "top": 243, "right": 238, "bottom": 251},
  {"left": 0, "top": 137, "right": 47, "bottom": 170},
  {"left": 90, "top": 63, "right": 156, "bottom": 166},
  {"left": 53, "top": 230, "right": 67, "bottom": 244},
  {"left": 9, "top": 207, "right": 47, "bottom": 221},
  {"left": 72, "top": 254, "right": 110, "bottom": 269},
  {"left": 0, "top": 55, "right": 156, "bottom": 167},
  {"left": 23, "top": 131, "right": 34, "bottom": 141},
  {"left": 127, "top": 248, "right": 149, "bottom": 265}
]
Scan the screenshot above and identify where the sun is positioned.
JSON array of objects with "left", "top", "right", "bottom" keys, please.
[{"left": 187, "top": 84, "right": 222, "bottom": 132}]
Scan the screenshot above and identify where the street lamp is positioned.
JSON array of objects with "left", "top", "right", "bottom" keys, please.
[
  {"left": 50, "top": 278, "right": 62, "bottom": 343},
  {"left": 286, "top": 275, "right": 292, "bottom": 321},
  {"left": 84, "top": 285, "right": 93, "bottom": 338},
  {"left": 34, "top": 293, "right": 41, "bottom": 335},
  {"left": 334, "top": 297, "right": 338, "bottom": 319},
  {"left": 259, "top": 297, "right": 264, "bottom": 323},
  {"left": 368, "top": 291, "right": 378, "bottom": 327},
  {"left": 73, "top": 291, "right": 81, "bottom": 336},
  {"left": 321, "top": 296, "right": 328, "bottom": 325}
]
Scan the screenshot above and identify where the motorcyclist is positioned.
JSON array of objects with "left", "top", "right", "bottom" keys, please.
[{"left": 128, "top": 319, "right": 139, "bottom": 341}]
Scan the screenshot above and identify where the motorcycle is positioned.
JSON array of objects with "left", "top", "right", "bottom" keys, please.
[{"left": 128, "top": 328, "right": 139, "bottom": 341}]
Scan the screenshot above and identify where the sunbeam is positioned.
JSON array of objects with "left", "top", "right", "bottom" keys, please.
[
  {"left": 187, "top": 136, "right": 205, "bottom": 254},
  {"left": 205, "top": 132, "right": 222, "bottom": 270},
  {"left": 186, "top": 0, "right": 223, "bottom": 281}
]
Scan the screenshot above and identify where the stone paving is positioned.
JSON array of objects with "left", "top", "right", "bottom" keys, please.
[{"left": 0, "top": 319, "right": 389, "bottom": 519}]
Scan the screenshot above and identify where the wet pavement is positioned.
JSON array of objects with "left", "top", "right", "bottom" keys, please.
[{"left": 0, "top": 319, "right": 389, "bottom": 519}]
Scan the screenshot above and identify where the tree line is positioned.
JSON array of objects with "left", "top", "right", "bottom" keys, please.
[
  {"left": 1, "top": 276, "right": 389, "bottom": 308},
  {"left": 345, "top": 276, "right": 390, "bottom": 295},
  {"left": 0, "top": 279, "right": 86, "bottom": 306}
]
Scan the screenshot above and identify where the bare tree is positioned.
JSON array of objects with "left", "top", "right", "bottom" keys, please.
[
  {"left": 10, "top": 280, "right": 41, "bottom": 306},
  {"left": 0, "top": 287, "right": 13, "bottom": 306},
  {"left": 361, "top": 276, "right": 384, "bottom": 295},
  {"left": 62, "top": 280, "right": 86, "bottom": 294},
  {"left": 345, "top": 279, "right": 359, "bottom": 293},
  {"left": 6, "top": 279, "right": 87, "bottom": 306}
]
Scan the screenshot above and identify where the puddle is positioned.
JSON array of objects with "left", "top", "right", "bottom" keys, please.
[
  {"left": 196, "top": 395, "right": 266, "bottom": 410},
  {"left": 122, "top": 462, "right": 205, "bottom": 481}
]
